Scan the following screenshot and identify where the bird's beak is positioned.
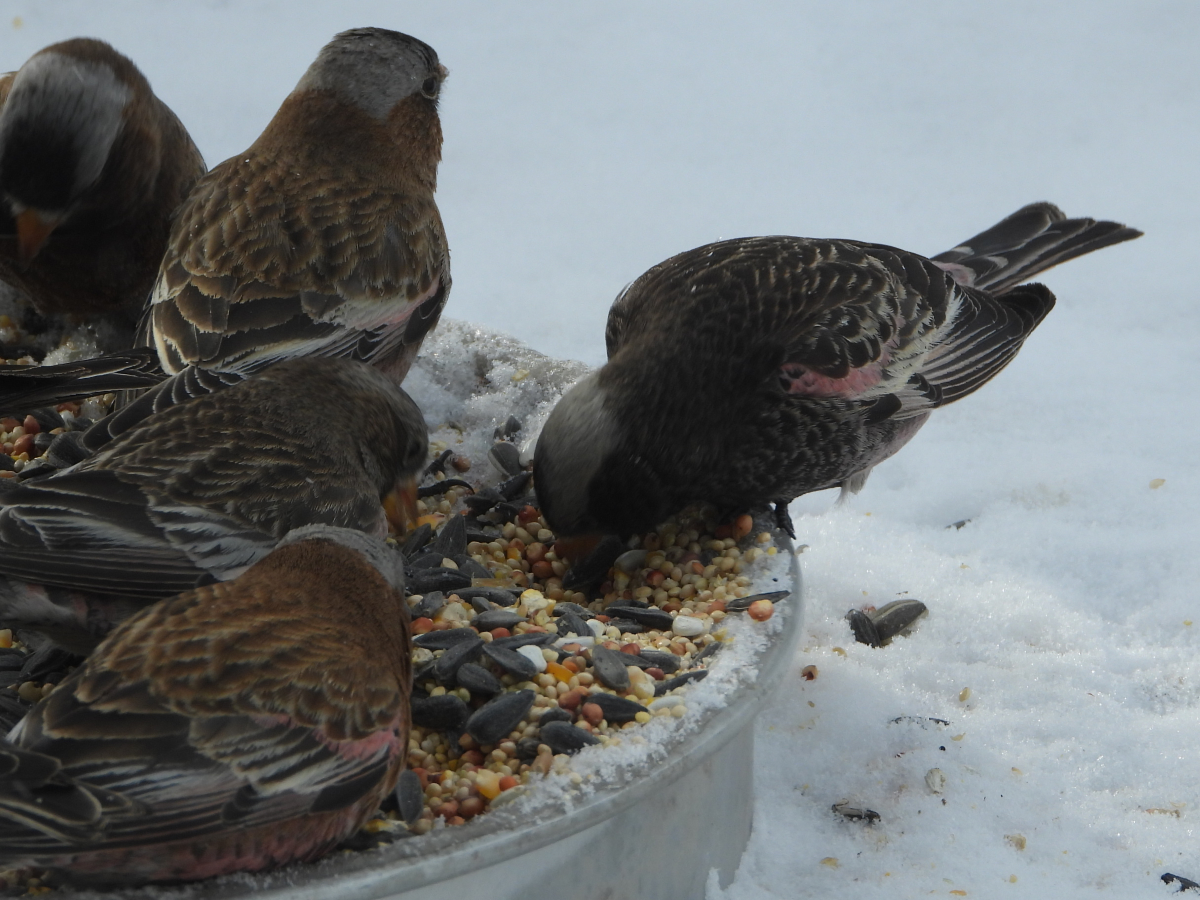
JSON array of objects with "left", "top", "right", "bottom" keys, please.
[
  {"left": 384, "top": 477, "right": 420, "bottom": 533},
  {"left": 16, "top": 209, "right": 58, "bottom": 263}
]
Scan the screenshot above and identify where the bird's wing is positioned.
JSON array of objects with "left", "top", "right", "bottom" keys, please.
[
  {"left": 10, "top": 366, "right": 254, "bottom": 490},
  {"left": 78, "top": 365, "right": 246, "bottom": 456},
  {"left": 5, "top": 580, "right": 406, "bottom": 853},
  {"left": 0, "top": 740, "right": 139, "bottom": 846},
  {"left": 767, "top": 240, "right": 1054, "bottom": 417},
  {"left": 613, "top": 236, "right": 1056, "bottom": 421},
  {"left": 0, "top": 708, "right": 275, "bottom": 859},
  {"left": 607, "top": 238, "right": 947, "bottom": 411},
  {"left": 4, "top": 363, "right": 395, "bottom": 605},
  {"left": 908, "top": 282, "right": 1055, "bottom": 406},
  {"left": 606, "top": 236, "right": 948, "bottom": 374},
  {"left": 8, "top": 701, "right": 397, "bottom": 854},
  {"left": 0, "top": 470, "right": 274, "bottom": 599},
  {"left": 773, "top": 240, "right": 950, "bottom": 405},
  {"left": 85, "top": 377, "right": 387, "bottom": 538},
  {"left": 145, "top": 154, "right": 449, "bottom": 376},
  {"left": 0, "top": 349, "right": 164, "bottom": 417}
]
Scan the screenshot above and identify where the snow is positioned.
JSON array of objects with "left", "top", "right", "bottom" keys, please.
[
  {"left": 405, "top": 318, "right": 590, "bottom": 466},
  {"left": 2, "top": 1, "right": 1197, "bottom": 897}
]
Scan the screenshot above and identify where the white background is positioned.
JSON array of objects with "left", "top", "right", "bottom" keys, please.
[{"left": 2, "top": 3, "right": 1196, "bottom": 896}]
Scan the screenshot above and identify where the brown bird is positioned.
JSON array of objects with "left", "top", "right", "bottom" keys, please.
[
  {"left": 535, "top": 203, "right": 1141, "bottom": 539},
  {"left": 0, "top": 525, "right": 412, "bottom": 886},
  {"left": 144, "top": 27, "right": 450, "bottom": 383},
  {"left": 0, "top": 356, "right": 427, "bottom": 650},
  {"left": 0, "top": 38, "right": 205, "bottom": 332}
]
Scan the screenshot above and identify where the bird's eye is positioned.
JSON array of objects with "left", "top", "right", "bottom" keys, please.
[{"left": 420, "top": 75, "right": 440, "bottom": 99}]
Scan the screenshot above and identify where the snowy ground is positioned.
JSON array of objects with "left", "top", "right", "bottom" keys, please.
[{"left": 2, "top": 2, "right": 1197, "bottom": 897}]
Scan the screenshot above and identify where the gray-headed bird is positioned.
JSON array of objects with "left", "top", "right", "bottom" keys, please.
[
  {"left": 144, "top": 27, "right": 450, "bottom": 383},
  {"left": 535, "top": 203, "right": 1141, "bottom": 539},
  {"left": 0, "top": 38, "right": 205, "bottom": 330}
]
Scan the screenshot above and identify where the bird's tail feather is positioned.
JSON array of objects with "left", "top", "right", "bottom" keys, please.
[
  {"left": 932, "top": 202, "right": 1141, "bottom": 295},
  {"left": 0, "top": 741, "right": 141, "bottom": 852},
  {"left": 0, "top": 349, "right": 164, "bottom": 418}
]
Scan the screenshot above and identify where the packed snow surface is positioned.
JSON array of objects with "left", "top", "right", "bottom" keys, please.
[{"left": 1, "top": 2, "right": 1196, "bottom": 897}]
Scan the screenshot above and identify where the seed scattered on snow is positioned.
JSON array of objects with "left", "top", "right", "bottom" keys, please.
[
  {"left": 832, "top": 801, "right": 880, "bottom": 823},
  {"left": 925, "top": 768, "right": 946, "bottom": 794},
  {"left": 1143, "top": 806, "right": 1183, "bottom": 817}
]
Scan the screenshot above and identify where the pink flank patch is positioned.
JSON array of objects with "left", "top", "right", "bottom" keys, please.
[
  {"left": 345, "top": 274, "right": 442, "bottom": 328},
  {"left": 323, "top": 726, "right": 402, "bottom": 762},
  {"left": 317, "top": 713, "right": 405, "bottom": 762},
  {"left": 143, "top": 797, "right": 377, "bottom": 882},
  {"left": 780, "top": 361, "right": 885, "bottom": 399}
]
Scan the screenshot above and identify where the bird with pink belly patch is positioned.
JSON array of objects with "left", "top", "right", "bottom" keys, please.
[
  {"left": 0, "top": 525, "right": 411, "bottom": 887},
  {"left": 143, "top": 27, "right": 450, "bottom": 382},
  {"left": 535, "top": 203, "right": 1141, "bottom": 539}
]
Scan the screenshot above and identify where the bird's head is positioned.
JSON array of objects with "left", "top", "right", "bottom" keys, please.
[
  {"left": 0, "top": 39, "right": 141, "bottom": 261},
  {"left": 296, "top": 27, "right": 447, "bottom": 116},
  {"left": 282, "top": 28, "right": 447, "bottom": 188},
  {"left": 331, "top": 359, "right": 430, "bottom": 532},
  {"left": 380, "top": 386, "right": 430, "bottom": 534},
  {"left": 534, "top": 372, "right": 670, "bottom": 540}
]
